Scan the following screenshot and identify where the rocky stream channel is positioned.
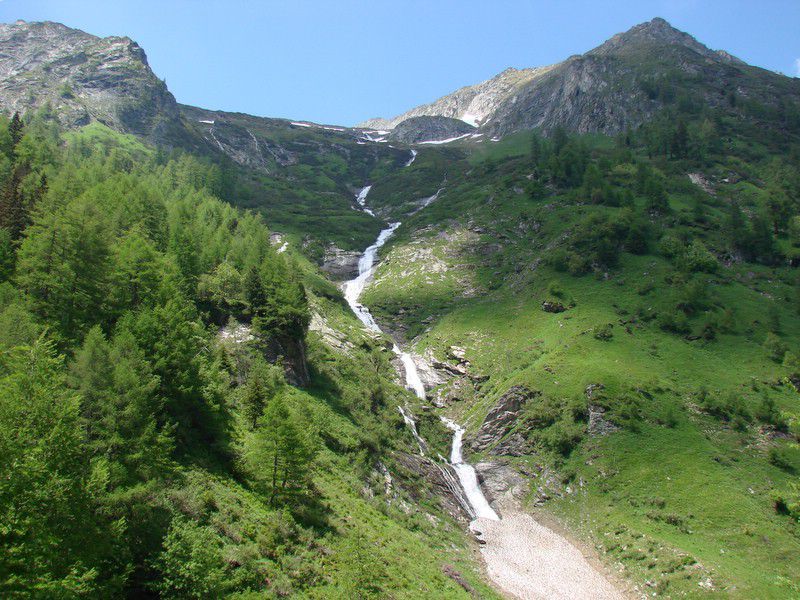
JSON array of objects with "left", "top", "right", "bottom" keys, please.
[
  {"left": 341, "top": 176, "right": 498, "bottom": 522},
  {"left": 341, "top": 153, "right": 626, "bottom": 600}
]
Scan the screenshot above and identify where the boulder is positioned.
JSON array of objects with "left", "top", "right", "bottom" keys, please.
[
  {"left": 541, "top": 301, "right": 567, "bottom": 313},
  {"left": 584, "top": 383, "right": 618, "bottom": 435}
]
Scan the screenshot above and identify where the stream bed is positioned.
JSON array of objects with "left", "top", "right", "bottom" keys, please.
[{"left": 341, "top": 167, "right": 497, "bottom": 522}]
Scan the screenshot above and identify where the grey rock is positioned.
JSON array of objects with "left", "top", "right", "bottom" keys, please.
[
  {"left": 471, "top": 385, "right": 537, "bottom": 452},
  {"left": 360, "top": 66, "right": 548, "bottom": 130},
  {"left": 320, "top": 245, "right": 362, "bottom": 279},
  {"left": 588, "top": 404, "right": 618, "bottom": 436},
  {"left": 361, "top": 18, "right": 800, "bottom": 138},
  {"left": 474, "top": 461, "right": 528, "bottom": 501},
  {"left": 0, "top": 20, "right": 182, "bottom": 143},
  {"left": 387, "top": 115, "right": 475, "bottom": 144}
]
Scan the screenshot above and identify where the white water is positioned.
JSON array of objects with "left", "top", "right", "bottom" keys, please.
[
  {"left": 405, "top": 149, "right": 418, "bottom": 167},
  {"left": 397, "top": 405, "right": 427, "bottom": 455},
  {"left": 442, "top": 418, "right": 500, "bottom": 520},
  {"left": 354, "top": 185, "right": 376, "bottom": 216},
  {"left": 342, "top": 182, "right": 499, "bottom": 523}
]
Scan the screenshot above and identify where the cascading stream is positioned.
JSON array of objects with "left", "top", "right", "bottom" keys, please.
[{"left": 342, "top": 152, "right": 498, "bottom": 522}]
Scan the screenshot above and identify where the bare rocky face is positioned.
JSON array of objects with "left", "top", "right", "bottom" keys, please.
[{"left": 0, "top": 20, "right": 181, "bottom": 141}]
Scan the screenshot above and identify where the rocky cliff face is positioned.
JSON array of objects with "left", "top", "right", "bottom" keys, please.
[
  {"left": 0, "top": 20, "right": 183, "bottom": 142},
  {"left": 363, "top": 18, "right": 800, "bottom": 138}
]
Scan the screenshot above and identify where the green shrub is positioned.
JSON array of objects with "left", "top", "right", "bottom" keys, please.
[
  {"left": 698, "top": 390, "right": 752, "bottom": 429},
  {"left": 754, "top": 393, "right": 788, "bottom": 432},
  {"left": 682, "top": 240, "right": 718, "bottom": 273},
  {"left": 764, "top": 332, "right": 788, "bottom": 362},
  {"left": 547, "top": 280, "right": 566, "bottom": 299},
  {"left": 769, "top": 445, "right": 800, "bottom": 473},
  {"left": 658, "top": 309, "right": 690, "bottom": 334},
  {"left": 772, "top": 483, "right": 800, "bottom": 521},
  {"left": 594, "top": 323, "right": 614, "bottom": 341}
]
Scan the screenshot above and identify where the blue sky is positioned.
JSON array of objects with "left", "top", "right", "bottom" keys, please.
[{"left": 1, "top": 0, "right": 798, "bottom": 126}]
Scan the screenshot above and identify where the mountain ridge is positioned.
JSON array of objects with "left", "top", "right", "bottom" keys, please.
[{"left": 362, "top": 17, "right": 800, "bottom": 137}]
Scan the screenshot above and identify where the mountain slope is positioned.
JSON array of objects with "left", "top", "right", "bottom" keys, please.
[
  {"left": 364, "top": 18, "right": 800, "bottom": 137},
  {"left": 360, "top": 66, "right": 552, "bottom": 130}
]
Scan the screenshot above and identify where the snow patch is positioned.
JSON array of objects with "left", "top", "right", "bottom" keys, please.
[
  {"left": 418, "top": 133, "right": 472, "bottom": 145},
  {"left": 460, "top": 112, "right": 480, "bottom": 127}
]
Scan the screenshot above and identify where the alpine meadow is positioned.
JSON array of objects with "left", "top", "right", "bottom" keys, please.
[{"left": 1, "top": 9, "right": 800, "bottom": 600}]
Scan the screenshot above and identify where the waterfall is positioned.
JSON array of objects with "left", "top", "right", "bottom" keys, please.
[
  {"left": 342, "top": 175, "right": 498, "bottom": 523},
  {"left": 441, "top": 418, "right": 499, "bottom": 520}
]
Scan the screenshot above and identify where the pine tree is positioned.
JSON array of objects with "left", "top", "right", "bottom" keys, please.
[
  {"left": 245, "top": 394, "right": 315, "bottom": 506},
  {"left": 241, "top": 357, "right": 274, "bottom": 430},
  {"left": 9, "top": 112, "right": 23, "bottom": 148},
  {"left": 0, "top": 340, "right": 127, "bottom": 597}
]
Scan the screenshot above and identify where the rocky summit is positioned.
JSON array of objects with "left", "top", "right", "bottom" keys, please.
[
  {"left": 0, "top": 20, "right": 182, "bottom": 142},
  {"left": 364, "top": 18, "right": 800, "bottom": 136}
]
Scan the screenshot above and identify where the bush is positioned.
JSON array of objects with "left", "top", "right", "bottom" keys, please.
[
  {"left": 764, "top": 332, "right": 788, "bottom": 362},
  {"left": 659, "top": 234, "right": 685, "bottom": 259},
  {"left": 699, "top": 390, "right": 752, "bottom": 430},
  {"left": 658, "top": 309, "right": 690, "bottom": 334},
  {"left": 769, "top": 445, "right": 800, "bottom": 473},
  {"left": 594, "top": 323, "right": 614, "bottom": 341},
  {"left": 547, "top": 280, "right": 566, "bottom": 299},
  {"left": 609, "top": 393, "right": 643, "bottom": 432},
  {"left": 772, "top": 483, "right": 800, "bottom": 521},
  {"left": 755, "top": 393, "right": 788, "bottom": 432},
  {"left": 682, "top": 240, "right": 718, "bottom": 273},
  {"left": 677, "top": 277, "right": 710, "bottom": 314}
]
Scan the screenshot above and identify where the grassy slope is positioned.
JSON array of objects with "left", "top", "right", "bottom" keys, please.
[{"left": 360, "top": 130, "right": 800, "bottom": 597}]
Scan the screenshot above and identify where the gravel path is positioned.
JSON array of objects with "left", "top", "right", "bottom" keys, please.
[{"left": 471, "top": 510, "right": 624, "bottom": 600}]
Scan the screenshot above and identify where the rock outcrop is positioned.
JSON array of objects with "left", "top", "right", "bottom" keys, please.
[
  {"left": 586, "top": 383, "right": 619, "bottom": 436},
  {"left": 0, "top": 20, "right": 183, "bottom": 143},
  {"left": 360, "top": 66, "right": 551, "bottom": 130},
  {"left": 320, "top": 245, "right": 362, "bottom": 279},
  {"left": 387, "top": 115, "right": 475, "bottom": 144},
  {"left": 471, "top": 385, "right": 537, "bottom": 452},
  {"left": 361, "top": 18, "right": 800, "bottom": 138}
]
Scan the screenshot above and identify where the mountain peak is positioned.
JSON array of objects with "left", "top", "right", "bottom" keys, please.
[{"left": 591, "top": 17, "right": 713, "bottom": 57}]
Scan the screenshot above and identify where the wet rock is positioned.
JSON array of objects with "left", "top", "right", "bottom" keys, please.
[
  {"left": 471, "top": 385, "right": 538, "bottom": 452},
  {"left": 414, "top": 349, "right": 451, "bottom": 389},
  {"left": 320, "top": 245, "right": 362, "bottom": 280},
  {"left": 394, "top": 452, "right": 471, "bottom": 521}
]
